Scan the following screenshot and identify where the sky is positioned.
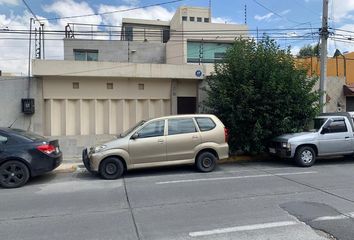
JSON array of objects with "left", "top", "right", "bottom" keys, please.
[{"left": 0, "top": 0, "right": 354, "bottom": 75}]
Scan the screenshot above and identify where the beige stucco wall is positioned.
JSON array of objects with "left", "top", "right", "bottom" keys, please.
[
  {"left": 41, "top": 76, "right": 198, "bottom": 136},
  {"left": 32, "top": 60, "right": 204, "bottom": 79}
]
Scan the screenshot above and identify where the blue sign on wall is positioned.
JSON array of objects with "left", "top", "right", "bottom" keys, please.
[{"left": 195, "top": 70, "right": 203, "bottom": 77}]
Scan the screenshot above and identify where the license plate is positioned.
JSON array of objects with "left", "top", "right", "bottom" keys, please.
[{"left": 269, "top": 148, "right": 276, "bottom": 154}]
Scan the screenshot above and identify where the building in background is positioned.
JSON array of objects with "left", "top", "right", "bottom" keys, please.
[{"left": 29, "top": 6, "right": 248, "bottom": 156}]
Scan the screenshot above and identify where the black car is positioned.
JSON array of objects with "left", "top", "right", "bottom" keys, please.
[{"left": 0, "top": 128, "right": 62, "bottom": 188}]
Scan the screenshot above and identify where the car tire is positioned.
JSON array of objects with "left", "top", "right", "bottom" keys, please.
[
  {"left": 295, "top": 146, "right": 316, "bottom": 167},
  {"left": 0, "top": 160, "right": 30, "bottom": 188},
  {"left": 99, "top": 157, "right": 124, "bottom": 180},
  {"left": 196, "top": 152, "right": 217, "bottom": 172}
]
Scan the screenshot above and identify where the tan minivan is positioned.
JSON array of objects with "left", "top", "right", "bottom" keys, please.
[{"left": 82, "top": 114, "right": 229, "bottom": 179}]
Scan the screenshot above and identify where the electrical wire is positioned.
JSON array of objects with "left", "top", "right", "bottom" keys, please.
[{"left": 41, "top": 0, "right": 185, "bottom": 21}]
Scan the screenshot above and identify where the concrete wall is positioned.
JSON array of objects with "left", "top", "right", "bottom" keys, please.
[
  {"left": 313, "top": 76, "right": 346, "bottom": 112},
  {"left": 0, "top": 76, "right": 43, "bottom": 134},
  {"left": 42, "top": 76, "right": 173, "bottom": 136},
  {"left": 64, "top": 39, "right": 166, "bottom": 63}
]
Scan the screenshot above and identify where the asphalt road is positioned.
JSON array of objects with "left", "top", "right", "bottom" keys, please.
[{"left": 2, "top": 157, "right": 354, "bottom": 240}]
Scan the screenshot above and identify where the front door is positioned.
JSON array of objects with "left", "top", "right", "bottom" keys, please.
[
  {"left": 166, "top": 118, "right": 201, "bottom": 161},
  {"left": 318, "top": 118, "right": 353, "bottom": 155},
  {"left": 177, "top": 97, "right": 196, "bottom": 114},
  {"left": 129, "top": 120, "right": 166, "bottom": 164}
]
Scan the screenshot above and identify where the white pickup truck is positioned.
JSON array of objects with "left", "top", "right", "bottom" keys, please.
[{"left": 270, "top": 112, "right": 354, "bottom": 167}]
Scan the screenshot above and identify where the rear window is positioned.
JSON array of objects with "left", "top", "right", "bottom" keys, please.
[
  {"left": 195, "top": 117, "right": 216, "bottom": 131},
  {"left": 11, "top": 129, "right": 45, "bottom": 141}
]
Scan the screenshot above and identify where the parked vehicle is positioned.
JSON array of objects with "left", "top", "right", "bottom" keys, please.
[
  {"left": 0, "top": 128, "right": 62, "bottom": 188},
  {"left": 83, "top": 114, "right": 229, "bottom": 179},
  {"left": 269, "top": 112, "right": 354, "bottom": 167}
]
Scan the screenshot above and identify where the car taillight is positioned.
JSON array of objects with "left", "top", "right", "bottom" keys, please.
[
  {"left": 37, "top": 144, "right": 56, "bottom": 155},
  {"left": 224, "top": 128, "right": 229, "bottom": 142}
]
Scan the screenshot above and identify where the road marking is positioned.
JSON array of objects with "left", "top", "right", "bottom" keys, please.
[
  {"left": 312, "top": 212, "right": 354, "bottom": 222},
  {"left": 189, "top": 221, "right": 298, "bottom": 237},
  {"left": 312, "top": 215, "right": 349, "bottom": 221},
  {"left": 156, "top": 171, "right": 317, "bottom": 185}
]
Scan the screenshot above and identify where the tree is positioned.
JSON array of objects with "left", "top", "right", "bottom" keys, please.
[
  {"left": 204, "top": 38, "right": 320, "bottom": 154},
  {"left": 298, "top": 44, "right": 319, "bottom": 57}
]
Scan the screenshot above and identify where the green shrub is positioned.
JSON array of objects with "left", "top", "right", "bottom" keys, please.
[{"left": 204, "top": 37, "right": 320, "bottom": 154}]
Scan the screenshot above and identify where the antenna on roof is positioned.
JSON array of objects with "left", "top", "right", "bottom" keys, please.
[
  {"left": 209, "top": 0, "right": 212, "bottom": 20},
  {"left": 244, "top": 4, "right": 247, "bottom": 24}
]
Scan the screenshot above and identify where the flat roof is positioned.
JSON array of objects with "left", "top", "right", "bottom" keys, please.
[{"left": 122, "top": 18, "right": 170, "bottom": 27}]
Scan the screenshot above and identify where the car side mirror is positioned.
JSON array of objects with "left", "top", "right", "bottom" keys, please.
[
  {"left": 321, "top": 127, "right": 329, "bottom": 134},
  {"left": 131, "top": 132, "right": 139, "bottom": 140}
]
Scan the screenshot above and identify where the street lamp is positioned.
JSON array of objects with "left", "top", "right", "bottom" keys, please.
[{"left": 333, "top": 49, "right": 347, "bottom": 82}]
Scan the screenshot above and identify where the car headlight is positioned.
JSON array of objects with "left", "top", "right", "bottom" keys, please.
[
  {"left": 281, "top": 142, "right": 291, "bottom": 149},
  {"left": 94, "top": 145, "right": 107, "bottom": 153}
]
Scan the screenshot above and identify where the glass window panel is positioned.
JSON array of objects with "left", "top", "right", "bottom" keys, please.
[
  {"left": 74, "top": 51, "right": 86, "bottom": 61},
  {"left": 168, "top": 118, "right": 197, "bottom": 135},
  {"left": 138, "top": 120, "right": 165, "bottom": 138}
]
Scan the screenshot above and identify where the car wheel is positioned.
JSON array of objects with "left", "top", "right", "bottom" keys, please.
[
  {"left": 295, "top": 146, "right": 316, "bottom": 167},
  {"left": 99, "top": 157, "right": 124, "bottom": 180},
  {"left": 0, "top": 160, "right": 30, "bottom": 188},
  {"left": 196, "top": 152, "right": 217, "bottom": 172}
]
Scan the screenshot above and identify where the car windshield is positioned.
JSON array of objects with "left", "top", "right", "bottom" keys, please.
[
  {"left": 307, "top": 118, "right": 327, "bottom": 132},
  {"left": 119, "top": 120, "right": 146, "bottom": 138}
]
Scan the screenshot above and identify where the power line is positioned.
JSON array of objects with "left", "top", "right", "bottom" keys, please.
[
  {"left": 41, "top": 0, "right": 184, "bottom": 21},
  {"left": 253, "top": 0, "right": 306, "bottom": 25},
  {"left": 22, "top": 0, "right": 42, "bottom": 23}
]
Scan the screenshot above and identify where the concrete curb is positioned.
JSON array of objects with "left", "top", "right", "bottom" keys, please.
[
  {"left": 219, "top": 154, "right": 271, "bottom": 164},
  {"left": 53, "top": 163, "right": 80, "bottom": 174}
]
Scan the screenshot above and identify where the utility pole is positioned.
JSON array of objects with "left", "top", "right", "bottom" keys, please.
[{"left": 319, "top": 0, "right": 329, "bottom": 113}]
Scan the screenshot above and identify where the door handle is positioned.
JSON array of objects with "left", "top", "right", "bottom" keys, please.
[
  {"left": 157, "top": 139, "right": 164, "bottom": 143},
  {"left": 192, "top": 136, "right": 198, "bottom": 139},
  {"left": 345, "top": 137, "right": 350, "bottom": 139}
]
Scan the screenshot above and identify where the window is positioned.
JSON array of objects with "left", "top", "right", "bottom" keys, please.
[
  {"left": 204, "top": 18, "right": 210, "bottom": 23},
  {"left": 190, "top": 16, "right": 195, "bottom": 21},
  {"left": 74, "top": 49, "right": 98, "bottom": 61},
  {"left": 73, "top": 82, "right": 79, "bottom": 89},
  {"left": 0, "top": 135, "right": 8, "bottom": 145},
  {"left": 182, "top": 16, "right": 187, "bottom": 21},
  {"left": 196, "top": 117, "right": 216, "bottom": 131},
  {"left": 168, "top": 118, "right": 197, "bottom": 135},
  {"left": 328, "top": 120, "right": 348, "bottom": 133},
  {"left": 197, "top": 17, "right": 202, "bottom": 22},
  {"left": 137, "top": 120, "right": 165, "bottom": 138},
  {"left": 214, "top": 52, "right": 226, "bottom": 59},
  {"left": 107, "top": 83, "right": 113, "bottom": 89},
  {"left": 187, "top": 41, "right": 232, "bottom": 63},
  {"left": 124, "top": 26, "right": 133, "bottom": 41},
  {"left": 138, "top": 83, "right": 144, "bottom": 90},
  {"left": 162, "top": 29, "right": 170, "bottom": 43}
]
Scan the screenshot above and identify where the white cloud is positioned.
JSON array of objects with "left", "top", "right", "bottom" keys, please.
[
  {"left": 332, "top": 0, "right": 354, "bottom": 22},
  {"left": 0, "top": 0, "right": 19, "bottom": 5},
  {"left": 44, "top": 0, "right": 102, "bottom": 26},
  {"left": 254, "top": 13, "right": 274, "bottom": 21},
  {"left": 98, "top": 4, "right": 173, "bottom": 26},
  {"left": 280, "top": 9, "right": 291, "bottom": 15}
]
